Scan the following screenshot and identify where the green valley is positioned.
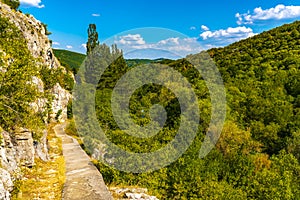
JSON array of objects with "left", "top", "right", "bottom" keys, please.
[
  {"left": 53, "top": 49, "right": 86, "bottom": 74},
  {"left": 1, "top": 0, "right": 300, "bottom": 199},
  {"left": 68, "top": 21, "right": 300, "bottom": 199}
]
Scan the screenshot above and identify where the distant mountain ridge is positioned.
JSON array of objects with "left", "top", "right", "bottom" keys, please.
[
  {"left": 53, "top": 49, "right": 174, "bottom": 71},
  {"left": 55, "top": 21, "right": 300, "bottom": 75}
]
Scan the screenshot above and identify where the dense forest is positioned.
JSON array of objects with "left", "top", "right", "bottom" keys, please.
[{"left": 65, "top": 21, "right": 300, "bottom": 199}]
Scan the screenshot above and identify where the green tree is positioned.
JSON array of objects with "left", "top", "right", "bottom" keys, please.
[
  {"left": 79, "top": 20, "right": 300, "bottom": 199},
  {"left": 86, "top": 24, "right": 99, "bottom": 55}
]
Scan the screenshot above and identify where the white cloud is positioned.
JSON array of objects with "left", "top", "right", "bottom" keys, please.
[
  {"left": 201, "top": 25, "right": 210, "bottom": 31},
  {"left": 81, "top": 44, "right": 87, "bottom": 50},
  {"left": 52, "top": 42, "right": 60, "bottom": 46},
  {"left": 199, "top": 26, "right": 256, "bottom": 47},
  {"left": 158, "top": 37, "right": 180, "bottom": 45},
  {"left": 236, "top": 4, "right": 300, "bottom": 25},
  {"left": 190, "top": 26, "right": 196, "bottom": 30},
  {"left": 66, "top": 45, "right": 73, "bottom": 49},
  {"left": 200, "top": 26, "right": 255, "bottom": 40},
  {"left": 92, "top": 13, "right": 101, "bottom": 17},
  {"left": 117, "top": 34, "right": 146, "bottom": 45},
  {"left": 115, "top": 34, "right": 203, "bottom": 58},
  {"left": 20, "top": 0, "right": 44, "bottom": 8}
]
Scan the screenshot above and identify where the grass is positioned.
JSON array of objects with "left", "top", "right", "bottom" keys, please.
[
  {"left": 11, "top": 123, "right": 65, "bottom": 200},
  {"left": 64, "top": 119, "right": 92, "bottom": 155},
  {"left": 53, "top": 49, "right": 86, "bottom": 74}
]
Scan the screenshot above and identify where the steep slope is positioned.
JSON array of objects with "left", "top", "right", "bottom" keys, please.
[
  {"left": 53, "top": 49, "right": 86, "bottom": 74},
  {"left": 90, "top": 21, "right": 300, "bottom": 199},
  {"left": 0, "top": 2, "right": 73, "bottom": 121},
  {"left": 0, "top": 2, "right": 73, "bottom": 199},
  {"left": 208, "top": 20, "right": 300, "bottom": 155}
]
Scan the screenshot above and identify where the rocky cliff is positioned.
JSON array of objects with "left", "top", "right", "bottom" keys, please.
[
  {"left": 0, "top": 1, "right": 72, "bottom": 121},
  {"left": 0, "top": 2, "right": 72, "bottom": 199}
]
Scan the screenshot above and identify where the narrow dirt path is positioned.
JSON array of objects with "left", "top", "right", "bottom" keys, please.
[{"left": 54, "top": 123, "right": 113, "bottom": 200}]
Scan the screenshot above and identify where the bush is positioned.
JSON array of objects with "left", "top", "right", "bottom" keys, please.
[
  {"left": 67, "top": 99, "right": 73, "bottom": 119},
  {"left": 41, "top": 23, "right": 52, "bottom": 35},
  {"left": 55, "top": 109, "right": 62, "bottom": 121},
  {"left": 2, "top": 0, "right": 20, "bottom": 10}
]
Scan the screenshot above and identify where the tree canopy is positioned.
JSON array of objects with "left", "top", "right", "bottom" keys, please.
[
  {"left": 68, "top": 20, "right": 300, "bottom": 199},
  {"left": 86, "top": 24, "right": 99, "bottom": 55}
]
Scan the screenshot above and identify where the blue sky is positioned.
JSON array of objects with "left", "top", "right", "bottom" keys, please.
[{"left": 20, "top": 0, "right": 300, "bottom": 58}]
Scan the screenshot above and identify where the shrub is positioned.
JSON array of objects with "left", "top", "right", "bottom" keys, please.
[{"left": 2, "top": 0, "right": 20, "bottom": 10}]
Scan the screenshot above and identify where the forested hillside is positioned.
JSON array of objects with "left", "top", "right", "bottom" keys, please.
[
  {"left": 69, "top": 21, "right": 300, "bottom": 199},
  {"left": 208, "top": 21, "right": 300, "bottom": 157},
  {"left": 4, "top": 0, "right": 299, "bottom": 198},
  {"left": 53, "top": 49, "right": 171, "bottom": 72},
  {"left": 53, "top": 49, "right": 86, "bottom": 74}
]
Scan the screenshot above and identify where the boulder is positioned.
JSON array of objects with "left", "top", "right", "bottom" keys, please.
[
  {"left": 14, "top": 128, "right": 35, "bottom": 167},
  {"left": 0, "top": 131, "right": 17, "bottom": 173},
  {"left": 34, "top": 130, "right": 49, "bottom": 161}
]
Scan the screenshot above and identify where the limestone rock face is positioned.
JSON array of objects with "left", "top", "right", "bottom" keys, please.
[
  {"left": 0, "top": 128, "right": 50, "bottom": 199},
  {"left": 13, "top": 128, "right": 49, "bottom": 167},
  {"left": 110, "top": 187, "right": 159, "bottom": 200},
  {"left": 30, "top": 76, "right": 72, "bottom": 122},
  {"left": 51, "top": 83, "right": 72, "bottom": 122},
  {"left": 34, "top": 130, "right": 49, "bottom": 162},
  {"left": 0, "top": 2, "right": 72, "bottom": 122},
  {"left": 1, "top": 128, "right": 45, "bottom": 168},
  {"left": 0, "top": 130, "right": 18, "bottom": 200},
  {"left": 0, "top": 168, "right": 13, "bottom": 200},
  {"left": 0, "top": 3, "right": 58, "bottom": 69},
  {"left": 14, "top": 128, "right": 35, "bottom": 167},
  {"left": 0, "top": 2, "right": 73, "bottom": 199},
  {"left": 31, "top": 76, "right": 44, "bottom": 93},
  {"left": 0, "top": 131, "right": 17, "bottom": 173}
]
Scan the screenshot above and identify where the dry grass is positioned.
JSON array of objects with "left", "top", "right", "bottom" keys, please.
[{"left": 11, "top": 123, "right": 65, "bottom": 200}]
